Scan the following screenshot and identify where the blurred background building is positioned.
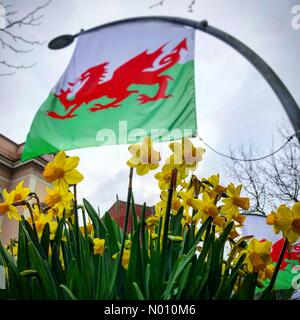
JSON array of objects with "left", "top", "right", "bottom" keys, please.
[{"left": 0, "top": 134, "right": 52, "bottom": 244}]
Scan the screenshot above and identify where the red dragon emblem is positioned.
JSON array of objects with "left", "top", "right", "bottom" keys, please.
[
  {"left": 270, "top": 238, "right": 300, "bottom": 270},
  {"left": 47, "top": 38, "right": 188, "bottom": 120}
]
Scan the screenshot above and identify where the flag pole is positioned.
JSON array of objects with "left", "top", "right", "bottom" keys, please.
[{"left": 48, "top": 16, "right": 300, "bottom": 144}]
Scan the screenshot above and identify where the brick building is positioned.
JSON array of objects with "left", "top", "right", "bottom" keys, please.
[
  {"left": 108, "top": 200, "right": 154, "bottom": 232},
  {"left": 0, "top": 134, "right": 52, "bottom": 244}
]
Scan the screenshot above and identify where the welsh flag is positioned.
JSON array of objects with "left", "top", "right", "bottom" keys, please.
[{"left": 22, "top": 21, "right": 197, "bottom": 161}]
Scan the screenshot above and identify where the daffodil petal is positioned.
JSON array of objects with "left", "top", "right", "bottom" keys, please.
[
  {"left": 64, "top": 156, "right": 80, "bottom": 171},
  {"left": 54, "top": 151, "right": 66, "bottom": 167},
  {"left": 136, "top": 164, "right": 150, "bottom": 176},
  {"left": 64, "top": 169, "right": 84, "bottom": 185}
]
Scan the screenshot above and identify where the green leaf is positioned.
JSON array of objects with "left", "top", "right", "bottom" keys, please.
[
  {"left": 60, "top": 284, "right": 77, "bottom": 300},
  {"left": 30, "top": 276, "right": 45, "bottom": 299},
  {"left": 23, "top": 220, "right": 46, "bottom": 259},
  {"left": 133, "top": 282, "right": 145, "bottom": 300},
  {"left": 20, "top": 269, "right": 38, "bottom": 277},
  {"left": 162, "top": 247, "right": 196, "bottom": 299},
  {"left": 176, "top": 262, "right": 192, "bottom": 299},
  {"left": 0, "top": 239, "right": 18, "bottom": 275},
  {"left": 170, "top": 206, "right": 184, "bottom": 236},
  {"left": 145, "top": 263, "right": 150, "bottom": 300},
  {"left": 51, "top": 218, "right": 66, "bottom": 284},
  {"left": 234, "top": 272, "right": 258, "bottom": 300},
  {"left": 17, "top": 221, "right": 29, "bottom": 272},
  {"left": 40, "top": 223, "right": 50, "bottom": 259},
  {"left": 27, "top": 241, "right": 59, "bottom": 299},
  {"left": 83, "top": 198, "right": 107, "bottom": 238},
  {"left": 131, "top": 195, "right": 138, "bottom": 233},
  {"left": 126, "top": 227, "right": 142, "bottom": 292},
  {"left": 215, "top": 253, "right": 246, "bottom": 299},
  {"left": 103, "top": 212, "right": 120, "bottom": 254}
]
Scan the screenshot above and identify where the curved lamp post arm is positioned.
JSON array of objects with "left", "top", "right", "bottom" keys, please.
[{"left": 48, "top": 16, "right": 300, "bottom": 144}]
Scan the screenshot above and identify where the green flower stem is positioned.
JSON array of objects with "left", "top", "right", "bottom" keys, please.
[
  {"left": 119, "top": 167, "right": 133, "bottom": 268},
  {"left": 73, "top": 184, "right": 80, "bottom": 258},
  {"left": 161, "top": 168, "right": 178, "bottom": 262},
  {"left": 262, "top": 237, "right": 289, "bottom": 299},
  {"left": 190, "top": 184, "right": 200, "bottom": 240},
  {"left": 79, "top": 205, "right": 88, "bottom": 241},
  {"left": 116, "top": 195, "right": 120, "bottom": 231}
]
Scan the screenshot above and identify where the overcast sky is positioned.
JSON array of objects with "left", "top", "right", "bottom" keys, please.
[{"left": 1, "top": 0, "right": 299, "bottom": 213}]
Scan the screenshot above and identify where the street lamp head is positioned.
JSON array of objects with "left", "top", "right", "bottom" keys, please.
[{"left": 48, "top": 34, "right": 75, "bottom": 50}]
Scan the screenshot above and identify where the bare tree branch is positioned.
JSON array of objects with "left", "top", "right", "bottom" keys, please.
[
  {"left": 0, "top": 36, "right": 33, "bottom": 53},
  {"left": 225, "top": 127, "right": 300, "bottom": 215},
  {"left": 0, "top": 60, "right": 36, "bottom": 69},
  {"left": 188, "top": 0, "right": 196, "bottom": 12},
  {"left": 0, "top": 0, "right": 51, "bottom": 76},
  {"left": 149, "top": 0, "right": 197, "bottom": 12},
  {"left": 0, "top": 71, "right": 15, "bottom": 76},
  {"left": 149, "top": 0, "right": 165, "bottom": 9},
  {"left": 4, "top": 0, "right": 51, "bottom": 29},
  {"left": 226, "top": 145, "right": 268, "bottom": 215},
  {"left": 2, "top": 28, "right": 44, "bottom": 45}
]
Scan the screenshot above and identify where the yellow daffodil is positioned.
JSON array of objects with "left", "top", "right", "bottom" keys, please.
[
  {"left": 80, "top": 221, "right": 94, "bottom": 236},
  {"left": 121, "top": 249, "right": 131, "bottom": 270},
  {"left": 27, "top": 205, "right": 58, "bottom": 240},
  {"left": 93, "top": 238, "right": 105, "bottom": 255},
  {"left": 266, "top": 202, "right": 300, "bottom": 243},
  {"left": 192, "top": 193, "right": 219, "bottom": 219},
  {"left": 112, "top": 249, "right": 131, "bottom": 270},
  {"left": 188, "top": 192, "right": 225, "bottom": 227},
  {"left": 232, "top": 214, "right": 246, "bottom": 225},
  {"left": 221, "top": 183, "right": 250, "bottom": 219},
  {"left": 150, "top": 232, "right": 159, "bottom": 240},
  {"left": 258, "top": 264, "right": 275, "bottom": 281},
  {"left": 181, "top": 211, "right": 193, "bottom": 229},
  {"left": 49, "top": 221, "right": 59, "bottom": 240},
  {"left": 33, "top": 212, "right": 54, "bottom": 238},
  {"left": 202, "top": 174, "right": 227, "bottom": 199},
  {"left": 13, "top": 181, "right": 30, "bottom": 202},
  {"left": 145, "top": 215, "right": 160, "bottom": 227},
  {"left": 166, "top": 138, "right": 205, "bottom": 179},
  {"left": 239, "top": 238, "right": 273, "bottom": 274},
  {"left": 43, "top": 151, "right": 84, "bottom": 190},
  {"left": 127, "top": 137, "right": 161, "bottom": 175},
  {"left": 154, "top": 164, "right": 181, "bottom": 190},
  {"left": 124, "top": 240, "right": 132, "bottom": 250},
  {"left": 5, "top": 242, "right": 18, "bottom": 257},
  {"left": 229, "top": 224, "right": 241, "bottom": 239},
  {"left": 27, "top": 204, "right": 41, "bottom": 225},
  {"left": 180, "top": 189, "right": 218, "bottom": 220},
  {"left": 0, "top": 190, "right": 20, "bottom": 221},
  {"left": 155, "top": 190, "right": 182, "bottom": 216},
  {"left": 46, "top": 207, "right": 59, "bottom": 218},
  {"left": 44, "top": 186, "right": 74, "bottom": 217},
  {"left": 179, "top": 187, "right": 200, "bottom": 210}
]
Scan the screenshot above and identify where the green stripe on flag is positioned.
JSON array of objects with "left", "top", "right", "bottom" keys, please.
[{"left": 22, "top": 61, "right": 196, "bottom": 161}]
